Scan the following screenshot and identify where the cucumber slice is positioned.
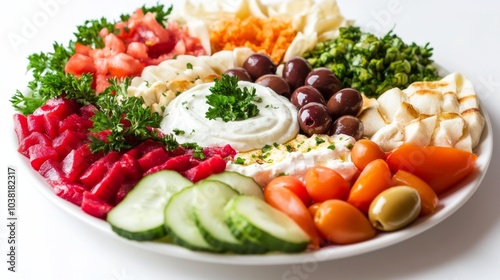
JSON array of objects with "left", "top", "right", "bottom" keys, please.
[
  {"left": 107, "top": 170, "right": 192, "bottom": 241},
  {"left": 205, "top": 171, "right": 264, "bottom": 199},
  {"left": 225, "top": 195, "right": 310, "bottom": 253},
  {"left": 192, "top": 180, "right": 267, "bottom": 254},
  {"left": 164, "top": 185, "right": 221, "bottom": 252}
]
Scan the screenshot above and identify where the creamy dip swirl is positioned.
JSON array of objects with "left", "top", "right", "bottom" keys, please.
[{"left": 160, "top": 81, "right": 299, "bottom": 152}]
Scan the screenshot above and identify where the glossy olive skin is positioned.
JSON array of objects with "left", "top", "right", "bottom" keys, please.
[
  {"left": 290, "top": 85, "right": 326, "bottom": 109},
  {"left": 223, "top": 67, "right": 252, "bottom": 82},
  {"left": 368, "top": 186, "right": 421, "bottom": 232},
  {"left": 304, "top": 67, "right": 342, "bottom": 100},
  {"left": 255, "top": 74, "right": 291, "bottom": 99},
  {"left": 243, "top": 53, "right": 277, "bottom": 81},
  {"left": 330, "top": 115, "right": 364, "bottom": 140},
  {"left": 297, "top": 102, "right": 333, "bottom": 136},
  {"left": 282, "top": 57, "right": 312, "bottom": 91},
  {"left": 327, "top": 88, "right": 363, "bottom": 119}
]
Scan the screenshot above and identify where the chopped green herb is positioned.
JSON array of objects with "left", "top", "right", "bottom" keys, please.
[
  {"left": 186, "top": 62, "right": 193, "bottom": 70},
  {"left": 205, "top": 74, "right": 260, "bottom": 122},
  {"left": 234, "top": 157, "right": 245, "bottom": 165},
  {"left": 173, "top": 129, "right": 185, "bottom": 135},
  {"left": 303, "top": 26, "right": 440, "bottom": 98},
  {"left": 315, "top": 137, "right": 326, "bottom": 145},
  {"left": 180, "top": 142, "right": 205, "bottom": 159},
  {"left": 261, "top": 144, "right": 273, "bottom": 154},
  {"left": 327, "top": 144, "right": 336, "bottom": 150}
]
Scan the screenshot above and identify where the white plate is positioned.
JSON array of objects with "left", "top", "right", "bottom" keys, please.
[{"left": 16, "top": 97, "right": 493, "bottom": 266}]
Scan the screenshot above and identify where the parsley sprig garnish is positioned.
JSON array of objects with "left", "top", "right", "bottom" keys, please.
[
  {"left": 205, "top": 75, "right": 261, "bottom": 122},
  {"left": 88, "top": 78, "right": 179, "bottom": 153}
]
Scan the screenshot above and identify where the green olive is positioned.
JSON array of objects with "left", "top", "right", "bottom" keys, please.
[{"left": 368, "top": 186, "right": 421, "bottom": 231}]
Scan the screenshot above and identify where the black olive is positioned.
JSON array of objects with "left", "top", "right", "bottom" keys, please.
[
  {"left": 329, "top": 115, "right": 364, "bottom": 140},
  {"left": 326, "top": 88, "right": 363, "bottom": 119},
  {"left": 223, "top": 67, "right": 253, "bottom": 82},
  {"left": 304, "top": 67, "right": 342, "bottom": 100},
  {"left": 290, "top": 85, "right": 326, "bottom": 109},
  {"left": 242, "top": 53, "right": 277, "bottom": 81},
  {"left": 282, "top": 57, "right": 312, "bottom": 91},
  {"left": 255, "top": 74, "right": 291, "bottom": 99},
  {"left": 297, "top": 102, "right": 333, "bottom": 136}
]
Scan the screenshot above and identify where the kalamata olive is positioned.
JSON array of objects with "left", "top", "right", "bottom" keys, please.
[
  {"left": 297, "top": 102, "right": 333, "bottom": 136},
  {"left": 290, "top": 85, "right": 326, "bottom": 109},
  {"left": 304, "top": 67, "right": 342, "bottom": 100},
  {"left": 327, "top": 88, "right": 363, "bottom": 119},
  {"left": 330, "top": 115, "right": 364, "bottom": 140},
  {"left": 223, "top": 67, "right": 252, "bottom": 82},
  {"left": 282, "top": 57, "right": 312, "bottom": 91},
  {"left": 255, "top": 74, "right": 291, "bottom": 98},
  {"left": 368, "top": 186, "right": 421, "bottom": 231},
  {"left": 243, "top": 53, "right": 277, "bottom": 81}
]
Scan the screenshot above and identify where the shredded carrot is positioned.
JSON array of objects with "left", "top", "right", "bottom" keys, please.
[{"left": 209, "top": 16, "right": 296, "bottom": 64}]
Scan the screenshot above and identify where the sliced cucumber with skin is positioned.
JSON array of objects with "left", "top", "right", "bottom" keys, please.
[
  {"left": 107, "top": 170, "right": 193, "bottom": 241},
  {"left": 164, "top": 185, "right": 221, "bottom": 252},
  {"left": 192, "top": 180, "right": 267, "bottom": 254},
  {"left": 205, "top": 171, "right": 264, "bottom": 199},
  {"left": 225, "top": 195, "right": 311, "bottom": 253}
]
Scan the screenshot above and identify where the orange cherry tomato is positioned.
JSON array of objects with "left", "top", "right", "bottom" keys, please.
[
  {"left": 392, "top": 170, "right": 439, "bottom": 216},
  {"left": 314, "top": 199, "right": 377, "bottom": 245},
  {"left": 386, "top": 144, "right": 478, "bottom": 195},
  {"left": 264, "top": 185, "right": 320, "bottom": 249},
  {"left": 305, "top": 166, "right": 350, "bottom": 203},
  {"left": 308, "top": 202, "right": 322, "bottom": 217},
  {"left": 266, "top": 175, "right": 310, "bottom": 206},
  {"left": 350, "top": 139, "right": 386, "bottom": 171},
  {"left": 347, "top": 159, "right": 392, "bottom": 214}
]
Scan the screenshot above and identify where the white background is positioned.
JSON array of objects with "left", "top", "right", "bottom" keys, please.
[{"left": 1, "top": 0, "right": 500, "bottom": 279}]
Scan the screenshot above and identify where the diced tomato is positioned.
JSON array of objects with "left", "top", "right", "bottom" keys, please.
[
  {"left": 74, "top": 42, "right": 92, "bottom": 56},
  {"left": 65, "top": 53, "right": 97, "bottom": 76},
  {"left": 13, "top": 114, "right": 30, "bottom": 143},
  {"left": 81, "top": 191, "right": 113, "bottom": 219},
  {"left": 107, "top": 53, "right": 144, "bottom": 78},
  {"left": 126, "top": 42, "right": 149, "bottom": 60},
  {"left": 202, "top": 144, "right": 236, "bottom": 159},
  {"left": 104, "top": 33, "right": 127, "bottom": 54}
]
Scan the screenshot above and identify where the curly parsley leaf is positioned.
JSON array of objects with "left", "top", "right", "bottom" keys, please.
[
  {"left": 74, "top": 17, "right": 116, "bottom": 49},
  {"left": 120, "top": 3, "right": 173, "bottom": 28},
  {"left": 205, "top": 74, "right": 260, "bottom": 122},
  {"left": 89, "top": 78, "right": 178, "bottom": 153}
]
